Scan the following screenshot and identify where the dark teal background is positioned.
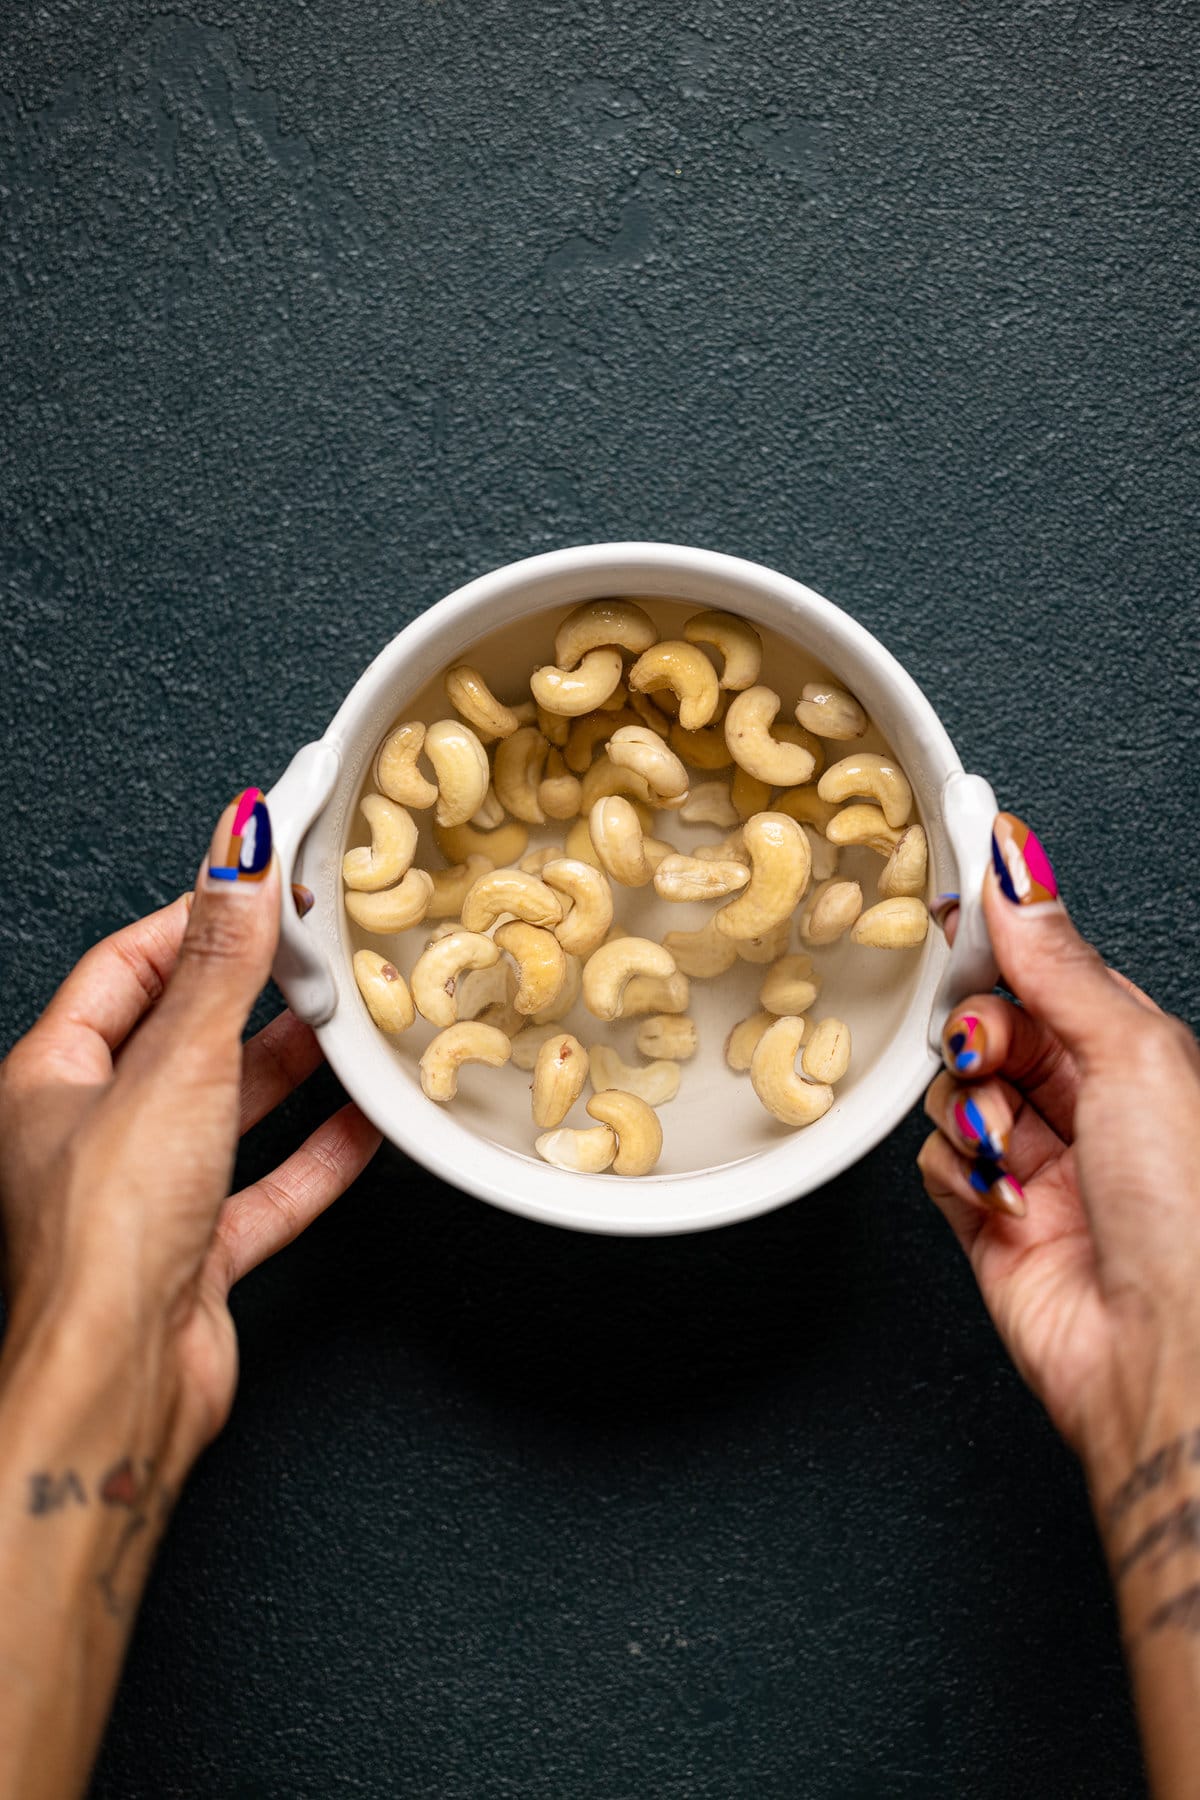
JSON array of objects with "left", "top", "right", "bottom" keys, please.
[{"left": 3, "top": 2, "right": 1198, "bottom": 1795}]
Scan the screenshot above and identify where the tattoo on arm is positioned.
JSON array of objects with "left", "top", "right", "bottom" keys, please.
[
  {"left": 22, "top": 1455, "right": 173, "bottom": 1620},
  {"left": 1145, "top": 1585, "right": 1200, "bottom": 1640},
  {"left": 1103, "top": 1426, "right": 1200, "bottom": 1532},
  {"left": 1116, "top": 1498, "right": 1200, "bottom": 1582}
]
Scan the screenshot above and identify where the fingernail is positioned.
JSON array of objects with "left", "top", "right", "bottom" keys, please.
[
  {"left": 969, "top": 1159, "right": 1027, "bottom": 1219},
  {"left": 992, "top": 811, "right": 1059, "bottom": 907},
  {"left": 943, "top": 1011, "right": 986, "bottom": 1075},
  {"left": 953, "top": 1089, "right": 1010, "bottom": 1165},
  {"left": 931, "top": 892, "right": 959, "bottom": 929},
  {"left": 207, "top": 787, "right": 272, "bottom": 885},
  {"left": 291, "top": 883, "right": 315, "bottom": 918}
]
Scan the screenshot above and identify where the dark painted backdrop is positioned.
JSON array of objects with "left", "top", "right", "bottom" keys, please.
[{"left": 3, "top": 1, "right": 1198, "bottom": 1794}]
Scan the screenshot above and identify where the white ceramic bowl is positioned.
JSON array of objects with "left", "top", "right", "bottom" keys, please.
[{"left": 270, "top": 544, "right": 997, "bottom": 1235}]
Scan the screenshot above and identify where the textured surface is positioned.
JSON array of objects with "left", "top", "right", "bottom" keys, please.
[{"left": 2, "top": 0, "right": 1198, "bottom": 1793}]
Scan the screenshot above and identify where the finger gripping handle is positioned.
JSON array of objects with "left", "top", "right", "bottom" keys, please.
[
  {"left": 267, "top": 740, "right": 342, "bottom": 1027},
  {"left": 928, "top": 772, "right": 999, "bottom": 1055}
]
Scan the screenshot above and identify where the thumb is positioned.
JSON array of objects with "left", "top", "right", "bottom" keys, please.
[{"left": 983, "top": 810, "right": 1139, "bottom": 1065}]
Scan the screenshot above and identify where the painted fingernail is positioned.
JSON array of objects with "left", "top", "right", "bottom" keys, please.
[
  {"left": 931, "top": 892, "right": 959, "bottom": 929},
  {"left": 969, "top": 1158, "right": 1027, "bottom": 1219},
  {"left": 944, "top": 1011, "right": 986, "bottom": 1075},
  {"left": 291, "top": 883, "right": 315, "bottom": 918},
  {"left": 953, "top": 1090, "right": 1010, "bottom": 1166},
  {"left": 992, "top": 811, "right": 1059, "bottom": 907},
  {"left": 207, "top": 788, "right": 272, "bottom": 885}
]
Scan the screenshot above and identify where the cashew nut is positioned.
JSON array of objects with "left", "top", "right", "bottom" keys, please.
[
  {"left": 669, "top": 720, "right": 733, "bottom": 771},
  {"left": 538, "top": 748, "right": 583, "bottom": 820},
  {"left": 511, "top": 1022, "right": 568, "bottom": 1070},
  {"left": 732, "top": 918, "right": 792, "bottom": 964},
  {"left": 424, "top": 718, "right": 491, "bottom": 828},
  {"left": 773, "top": 785, "right": 840, "bottom": 833},
  {"left": 586, "top": 1090, "right": 663, "bottom": 1177},
  {"left": 341, "top": 795, "right": 419, "bottom": 892},
  {"left": 589, "top": 796, "right": 662, "bottom": 887},
  {"left": 725, "top": 1010, "right": 783, "bottom": 1073},
  {"left": 579, "top": 757, "right": 656, "bottom": 813},
  {"left": 606, "top": 726, "right": 689, "bottom": 805},
  {"left": 420, "top": 1022, "right": 513, "bottom": 1103},
  {"left": 582, "top": 937, "right": 678, "bottom": 1022},
  {"left": 531, "top": 1032, "right": 589, "bottom": 1129},
  {"left": 455, "top": 959, "right": 524, "bottom": 1037},
  {"left": 692, "top": 829, "right": 749, "bottom": 865},
  {"left": 352, "top": 950, "right": 415, "bottom": 1034},
  {"left": 724, "top": 687, "right": 816, "bottom": 787},
  {"left": 375, "top": 720, "right": 438, "bottom": 809},
  {"left": 426, "top": 853, "right": 494, "bottom": 920},
  {"left": 750, "top": 1017, "right": 834, "bottom": 1127},
  {"left": 535, "top": 701, "right": 570, "bottom": 748},
  {"left": 823, "top": 804, "right": 902, "bottom": 855},
  {"left": 850, "top": 897, "right": 929, "bottom": 949},
  {"left": 618, "top": 971, "right": 690, "bottom": 1017},
  {"left": 444, "top": 664, "right": 522, "bottom": 740},
  {"left": 714, "top": 812, "right": 812, "bottom": 941},
  {"left": 804, "top": 825, "right": 840, "bottom": 883},
  {"left": 531, "top": 647, "right": 624, "bottom": 717},
  {"left": 662, "top": 917, "right": 739, "bottom": 978},
  {"left": 794, "top": 683, "right": 867, "bottom": 742},
  {"left": 519, "top": 845, "right": 566, "bottom": 876},
  {"left": 543, "top": 859, "right": 614, "bottom": 957},
  {"left": 635, "top": 1015, "right": 697, "bottom": 1061},
  {"left": 759, "top": 954, "right": 822, "bottom": 1016},
  {"left": 534, "top": 1124, "right": 617, "bottom": 1173},
  {"left": 877, "top": 824, "right": 928, "bottom": 899},
  {"left": 818, "top": 752, "right": 913, "bottom": 830},
  {"left": 461, "top": 868, "right": 563, "bottom": 932},
  {"left": 564, "top": 816, "right": 603, "bottom": 869},
  {"left": 470, "top": 786, "right": 507, "bottom": 831},
  {"left": 553, "top": 598, "right": 658, "bottom": 669},
  {"left": 410, "top": 929, "right": 500, "bottom": 1028},
  {"left": 652, "top": 854, "right": 750, "bottom": 903},
  {"left": 683, "top": 609, "right": 762, "bottom": 690},
  {"left": 627, "top": 689, "right": 672, "bottom": 739},
  {"left": 434, "top": 817, "right": 530, "bottom": 868},
  {"left": 494, "top": 920, "right": 568, "bottom": 1016},
  {"left": 628, "top": 641, "right": 720, "bottom": 731},
  {"left": 588, "top": 1045, "right": 681, "bottom": 1107},
  {"left": 679, "top": 780, "right": 738, "bottom": 827},
  {"left": 798, "top": 878, "right": 863, "bottom": 946},
  {"left": 564, "top": 707, "right": 641, "bottom": 773},
  {"left": 344, "top": 868, "right": 435, "bottom": 934},
  {"left": 493, "top": 726, "right": 550, "bottom": 824},
  {"left": 731, "top": 766, "right": 772, "bottom": 822},
  {"left": 802, "top": 1018, "right": 852, "bottom": 1085},
  {"left": 530, "top": 951, "right": 582, "bottom": 1024}
]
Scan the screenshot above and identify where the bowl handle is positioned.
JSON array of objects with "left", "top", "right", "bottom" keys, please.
[
  {"left": 267, "top": 740, "right": 342, "bottom": 1027},
  {"left": 928, "top": 772, "right": 999, "bottom": 1055}
]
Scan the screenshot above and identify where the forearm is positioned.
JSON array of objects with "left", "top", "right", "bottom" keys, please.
[{"left": 0, "top": 1301, "right": 190, "bottom": 1800}]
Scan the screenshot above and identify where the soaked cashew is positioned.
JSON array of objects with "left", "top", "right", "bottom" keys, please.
[
  {"left": 725, "top": 1010, "right": 782, "bottom": 1073},
  {"left": 750, "top": 1017, "right": 834, "bottom": 1127},
  {"left": 344, "top": 868, "right": 435, "bottom": 934},
  {"left": 564, "top": 707, "right": 640, "bottom": 773},
  {"left": 683, "top": 609, "right": 762, "bottom": 690},
  {"left": 586, "top": 1090, "right": 663, "bottom": 1177},
  {"left": 773, "top": 785, "right": 840, "bottom": 833},
  {"left": 554, "top": 598, "right": 658, "bottom": 669},
  {"left": 802, "top": 1018, "right": 852, "bottom": 1085},
  {"left": 493, "top": 726, "right": 550, "bottom": 824},
  {"left": 531, "top": 1032, "right": 589, "bottom": 1129},
  {"left": 342, "top": 795, "right": 418, "bottom": 893},
  {"left": 679, "top": 780, "right": 739, "bottom": 827},
  {"left": 424, "top": 718, "right": 491, "bottom": 828},
  {"left": 410, "top": 929, "right": 500, "bottom": 1028},
  {"left": 519, "top": 845, "right": 566, "bottom": 876},
  {"left": 724, "top": 687, "right": 816, "bottom": 786},
  {"left": 426, "top": 853, "right": 494, "bottom": 919},
  {"left": 564, "top": 816, "right": 603, "bottom": 869},
  {"left": 494, "top": 920, "right": 568, "bottom": 1016},
  {"left": 582, "top": 937, "right": 678, "bottom": 1022},
  {"left": 434, "top": 817, "right": 530, "bottom": 868},
  {"left": 628, "top": 641, "right": 721, "bottom": 731},
  {"left": 470, "top": 786, "right": 507, "bottom": 831},
  {"left": 530, "top": 951, "right": 582, "bottom": 1024},
  {"left": 635, "top": 1015, "right": 697, "bottom": 1061},
  {"left": 692, "top": 829, "right": 749, "bottom": 865},
  {"left": 444, "top": 664, "right": 522, "bottom": 740},
  {"left": 714, "top": 812, "right": 812, "bottom": 941},
  {"left": 759, "top": 954, "right": 822, "bottom": 1016},
  {"left": 731, "top": 766, "right": 772, "bottom": 822},
  {"left": 818, "top": 752, "right": 913, "bottom": 829},
  {"left": 669, "top": 719, "right": 734, "bottom": 770},
  {"left": 824, "top": 804, "right": 902, "bottom": 855},
  {"left": 798, "top": 878, "right": 863, "bottom": 946},
  {"left": 662, "top": 917, "right": 739, "bottom": 978},
  {"left": 618, "top": 970, "right": 690, "bottom": 1017},
  {"left": 538, "top": 748, "right": 583, "bottom": 820},
  {"left": 732, "top": 918, "right": 792, "bottom": 964},
  {"left": 579, "top": 758, "right": 656, "bottom": 812},
  {"left": 420, "top": 1022, "right": 513, "bottom": 1103},
  {"left": 588, "top": 1045, "right": 681, "bottom": 1106},
  {"left": 531, "top": 647, "right": 624, "bottom": 717},
  {"left": 535, "top": 1124, "right": 617, "bottom": 1173},
  {"left": 352, "top": 950, "right": 415, "bottom": 1034},
  {"left": 375, "top": 721, "right": 438, "bottom": 809},
  {"left": 653, "top": 854, "right": 750, "bottom": 902},
  {"left": 511, "top": 1022, "right": 567, "bottom": 1070},
  {"left": 606, "top": 725, "right": 689, "bottom": 806},
  {"left": 535, "top": 700, "right": 570, "bottom": 748},
  {"left": 804, "top": 825, "right": 839, "bottom": 883},
  {"left": 543, "top": 859, "right": 614, "bottom": 957},
  {"left": 461, "top": 868, "right": 563, "bottom": 932},
  {"left": 878, "top": 824, "right": 928, "bottom": 899},
  {"left": 794, "top": 682, "right": 867, "bottom": 742},
  {"left": 456, "top": 960, "right": 524, "bottom": 1037},
  {"left": 590, "top": 796, "right": 661, "bottom": 888},
  {"left": 627, "top": 689, "right": 672, "bottom": 739},
  {"left": 850, "top": 896, "right": 930, "bottom": 949}
]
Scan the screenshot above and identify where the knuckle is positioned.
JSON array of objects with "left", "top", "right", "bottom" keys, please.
[{"left": 179, "top": 907, "right": 255, "bottom": 968}]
